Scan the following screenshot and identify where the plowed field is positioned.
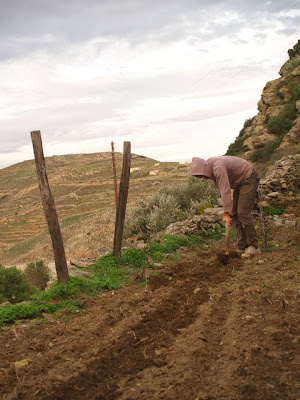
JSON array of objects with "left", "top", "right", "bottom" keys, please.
[{"left": 1, "top": 224, "right": 299, "bottom": 400}]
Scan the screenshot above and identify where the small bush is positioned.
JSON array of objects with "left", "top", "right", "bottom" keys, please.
[
  {"left": 33, "top": 276, "right": 101, "bottom": 301},
  {"left": 24, "top": 260, "right": 51, "bottom": 290},
  {"left": 239, "top": 117, "right": 255, "bottom": 137},
  {"left": 124, "top": 177, "right": 218, "bottom": 237},
  {"left": 267, "top": 102, "right": 297, "bottom": 136},
  {"left": 146, "top": 194, "right": 183, "bottom": 234},
  {"left": 0, "top": 265, "right": 32, "bottom": 304},
  {"left": 226, "top": 134, "right": 250, "bottom": 156},
  {"left": 0, "top": 299, "right": 83, "bottom": 324},
  {"left": 94, "top": 257, "right": 129, "bottom": 289},
  {"left": 120, "top": 249, "right": 145, "bottom": 269}
]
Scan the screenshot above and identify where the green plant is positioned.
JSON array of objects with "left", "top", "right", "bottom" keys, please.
[
  {"left": 32, "top": 276, "right": 101, "bottom": 301},
  {"left": 119, "top": 249, "right": 145, "bottom": 269},
  {"left": 0, "top": 299, "right": 83, "bottom": 325},
  {"left": 226, "top": 134, "right": 250, "bottom": 156},
  {"left": 239, "top": 117, "right": 255, "bottom": 137},
  {"left": 264, "top": 206, "right": 285, "bottom": 216},
  {"left": 267, "top": 76, "right": 300, "bottom": 138},
  {"left": 0, "top": 265, "right": 32, "bottom": 304},
  {"left": 0, "top": 231, "right": 226, "bottom": 325},
  {"left": 24, "top": 260, "right": 51, "bottom": 290},
  {"left": 124, "top": 177, "right": 218, "bottom": 237},
  {"left": 146, "top": 194, "right": 183, "bottom": 234},
  {"left": 267, "top": 102, "right": 297, "bottom": 136},
  {"left": 94, "top": 257, "right": 129, "bottom": 289}
]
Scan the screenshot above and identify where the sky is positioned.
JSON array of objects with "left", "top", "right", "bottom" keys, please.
[{"left": 0, "top": 0, "right": 299, "bottom": 169}]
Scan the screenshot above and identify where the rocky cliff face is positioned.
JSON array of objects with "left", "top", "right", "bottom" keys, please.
[{"left": 227, "top": 41, "right": 300, "bottom": 163}]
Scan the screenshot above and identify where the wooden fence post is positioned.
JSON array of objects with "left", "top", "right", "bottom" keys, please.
[
  {"left": 111, "top": 141, "right": 118, "bottom": 208},
  {"left": 113, "top": 141, "right": 131, "bottom": 257},
  {"left": 31, "top": 131, "right": 69, "bottom": 283}
]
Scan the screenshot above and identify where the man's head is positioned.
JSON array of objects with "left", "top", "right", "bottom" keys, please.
[{"left": 190, "top": 157, "right": 213, "bottom": 179}]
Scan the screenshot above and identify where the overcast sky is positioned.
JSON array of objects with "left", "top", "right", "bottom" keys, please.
[{"left": 0, "top": 0, "right": 299, "bottom": 169}]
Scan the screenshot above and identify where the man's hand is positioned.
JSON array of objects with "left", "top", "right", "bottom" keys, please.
[{"left": 223, "top": 212, "right": 232, "bottom": 225}]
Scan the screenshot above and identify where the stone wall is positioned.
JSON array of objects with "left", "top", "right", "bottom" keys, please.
[{"left": 259, "top": 154, "right": 300, "bottom": 206}]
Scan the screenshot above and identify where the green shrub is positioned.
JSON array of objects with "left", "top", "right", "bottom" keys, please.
[
  {"left": 0, "top": 303, "right": 41, "bottom": 324},
  {"left": 94, "top": 257, "right": 129, "bottom": 289},
  {"left": 124, "top": 177, "right": 218, "bottom": 237},
  {"left": 267, "top": 102, "right": 297, "bottom": 136},
  {"left": 190, "top": 200, "right": 214, "bottom": 215},
  {"left": 0, "top": 265, "right": 32, "bottom": 304},
  {"left": 158, "top": 177, "right": 218, "bottom": 212},
  {"left": 226, "top": 134, "right": 250, "bottom": 156},
  {"left": 0, "top": 299, "right": 83, "bottom": 324},
  {"left": 285, "top": 77, "right": 300, "bottom": 101},
  {"left": 268, "top": 76, "right": 300, "bottom": 138},
  {"left": 33, "top": 276, "right": 100, "bottom": 301},
  {"left": 146, "top": 194, "right": 183, "bottom": 234},
  {"left": 239, "top": 117, "right": 255, "bottom": 137},
  {"left": 24, "top": 260, "right": 51, "bottom": 290},
  {"left": 119, "top": 249, "right": 144, "bottom": 269}
]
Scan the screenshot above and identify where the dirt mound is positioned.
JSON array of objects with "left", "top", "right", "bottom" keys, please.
[{"left": 0, "top": 225, "right": 299, "bottom": 400}]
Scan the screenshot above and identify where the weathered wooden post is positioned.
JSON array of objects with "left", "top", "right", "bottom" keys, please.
[
  {"left": 113, "top": 141, "right": 131, "bottom": 257},
  {"left": 111, "top": 141, "right": 118, "bottom": 208},
  {"left": 31, "top": 131, "right": 69, "bottom": 283}
]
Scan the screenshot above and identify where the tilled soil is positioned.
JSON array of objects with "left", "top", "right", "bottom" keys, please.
[{"left": 0, "top": 225, "right": 299, "bottom": 400}]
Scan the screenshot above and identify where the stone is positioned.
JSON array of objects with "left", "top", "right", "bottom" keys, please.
[
  {"left": 267, "top": 192, "right": 280, "bottom": 198},
  {"left": 149, "top": 170, "right": 159, "bottom": 176},
  {"left": 163, "top": 207, "right": 223, "bottom": 237},
  {"left": 259, "top": 155, "right": 300, "bottom": 206},
  {"left": 252, "top": 133, "right": 277, "bottom": 148},
  {"left": 204, "top": 207, "right": 223, "bottom": 215},
  {"left": 135, "top": 241, "right": 147, "bottom": 250},
  {"left": 273, "top": 217, "right": 283, "bottom": 226},
  {"left": 69, "top": 269, "right": 94, "bottom": 278},
  {"left": 285, "top": 220, "right": 297, "bottom": 228}
]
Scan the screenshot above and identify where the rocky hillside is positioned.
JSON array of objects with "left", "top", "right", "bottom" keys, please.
[
  {"left": 227, "top": 40, "right": 300, "bottom": 169},
  {"left": 0, "top": 153, "right": 189, "bottom": 265}
]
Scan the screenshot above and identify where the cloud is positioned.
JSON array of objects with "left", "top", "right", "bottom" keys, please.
[
  {"left": 1, "top": 0, "right": 298, "bottom": 60},
  {"left": 0, "top": 0, "right": 299, "bottom": 169}
]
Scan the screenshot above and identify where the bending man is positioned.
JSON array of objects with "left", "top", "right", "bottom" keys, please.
[{"left": 191, "top": 155, "right": 261, "bottom": 257}]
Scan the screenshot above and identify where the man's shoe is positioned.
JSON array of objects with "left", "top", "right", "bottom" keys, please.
[{"left": 241, "top": 246, "right": 261, "bottom": 258}]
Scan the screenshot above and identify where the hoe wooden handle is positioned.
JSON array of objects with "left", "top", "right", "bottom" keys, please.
[{"left": 225, "top": 222, "right": 230, "bottom": 255}]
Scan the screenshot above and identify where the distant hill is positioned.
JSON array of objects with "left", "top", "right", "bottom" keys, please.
[
  {"left": 226, "top": 40, "right": 300, "bottom": 172},
  {"left": 0, "top": 153, "right": 189, "bottom": 265}
]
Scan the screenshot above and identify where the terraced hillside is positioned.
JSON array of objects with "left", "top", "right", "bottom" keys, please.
[{"left": 0, "top": 152, "right": 189, "bottom": 265}]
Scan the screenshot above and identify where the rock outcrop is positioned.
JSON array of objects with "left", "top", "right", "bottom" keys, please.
[
  {"left": 228, "top": 42, "right": 300, "bottom": 161},
  {"left": 242, "top": 63, "right": 300, "bottom": 156}
]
